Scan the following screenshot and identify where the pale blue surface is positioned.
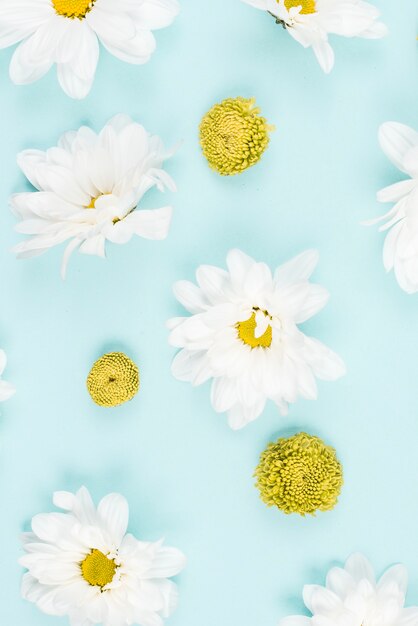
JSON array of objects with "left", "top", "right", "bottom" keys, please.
[{"left": 1, "top": 1, "right": 418, "bottom": 624}]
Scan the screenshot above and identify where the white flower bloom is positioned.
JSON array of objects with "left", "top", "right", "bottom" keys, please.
[
  {"left": 12, "top": 114, "right": 176, "bottom": 279},
  {"left": 280, "top": 553, "right": 418, "bottom": 626},
  {"left": 241, "top": 0, "right": 387, "bottom": 73},
  {"left": 20, "top": 486, "right": 186, "bottom": 626},
  {"left": 168, "top": 249, "right": 345, "bottom": 430},
  {"left": 0, "top": 349, "right": 15, "bottom": 401},
  {"left": 366, "top": 122, "right": 418, "bottom": 294},
  {"left": 0, "top": 0, "right": 180, "bottom": 99}
]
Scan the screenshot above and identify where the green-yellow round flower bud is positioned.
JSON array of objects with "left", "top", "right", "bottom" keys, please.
[
  {"left": 87, "top": 352, "right": 139, "bottom": 407},
  {"left": 199, "top": 97, "right": 272, "bottom": 176},
  {"left": 255, "top": 432, "right": 343, "bottom": 516}
]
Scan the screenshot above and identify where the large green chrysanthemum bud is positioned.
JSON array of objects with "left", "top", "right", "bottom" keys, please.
[
  {"left": 199, "top": 97, "right": 272, "bottom": 176},
  {"left": 255, "top": 432, "right": 343, "bottom": 516}
]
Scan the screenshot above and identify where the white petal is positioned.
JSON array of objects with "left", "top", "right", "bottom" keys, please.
[
  {"left": 398, "top": 608, "right": 418, "bottom": 626},
  {"left": 227, "top": 397, "right": 265, "bottom": 430},
  {"left": 377, "top": 179, "right": 417, "bottom": 204},
  {"left": 124, "top": 206, "right": 172, "bottom": 240},
  {"left": 130, "top": 0, "right": 180, "bottom": 29},
  {"left": 173, "top": 281, "right": 209, "bottom": 314},
  {"left": 210, "top": 377, "right": 238, "bottom": 413},
  {"left": 0, "top": 380, "right": 16, "bottom": 401},
  {"left": 312, "top": 39, "right": 335, "bottom": 74},
  {"left": 274, "top": 250, "right": 319, "bottom": 287},
  {"left": 304, "top": 585, "right": 341, "bottom": 615},
  {"left": 303, "top": 336, "right": 346, "bottom": 380},
  {"left": 171, "top": 349, "right": 212, "bottom": 386},
  {"left": 326, "top": 566, "right": 355, "bottom": 599},
  {"left": 378, "top": 564, "right": 408, "bottom": 594},
  {"left": 226, "top": 248, "right": 256, "bottom": 286},
  {"left": 97, "top": 493, "right": 129, "bottom": 546},
  {"left": 379, "top": 122, "right": 418, "bottom": 175},
  {"left": 344, "top": 553, "right": 375, "bottom": 584},
  {"left": 101, "top": 28, "right": 156, "bottom": 65},
  {"left": 196, "top": 265, "right": 231, "bottom": 305},
  {"left": 79, "top": 235, "right": 106, "bottom": 258},
  {"left": 0, "top": 349, "right": 7, "bottom": 375},
  {"left": 144, "top": 546, "right": 186, "bottom": 579}
]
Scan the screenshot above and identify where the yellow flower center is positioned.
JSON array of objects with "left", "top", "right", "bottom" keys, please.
[
  {"left": 81, "top": 550, "right": 117, "bottom": 588},
  {"left": 284, "top": 0, "right": 316, "bottom": 14},
  {"left": 237, "top": 311, "right": 272, "bottom": 349},
  {"left": 52, "top": 0, "right": 96, "bottom": 19},
  {"left": 200, "top": 97, "right": 272, "bottom": 176},
  {"left": 87, "top": 352, "right": 140, "bottom": 407}
]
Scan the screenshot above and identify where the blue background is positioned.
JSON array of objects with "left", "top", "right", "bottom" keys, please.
[{"left": 1, "top": 1, "right": 418, "bottom": 624}]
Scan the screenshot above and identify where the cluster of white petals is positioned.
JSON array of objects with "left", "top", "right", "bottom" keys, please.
[
  {"left": 280, "top": 553, "right": 418, "bottom": 626},
  {"left": 241, "top": 0, "right": 387, "bottom": 73},
  {"left": 20, "top": 487, "right": 186, "bottom": 626},
  {"left": 12, "top": 114, "right": 175, "bottom": 278},
  {"left": 367, "top": 122, "right": 418, "bottom": 293},
  {"left": 169, "top": 249, "right": 345, "bottom": 429},
  {"left": 0, "top": 0, "right": 180, "bottom": 99}
]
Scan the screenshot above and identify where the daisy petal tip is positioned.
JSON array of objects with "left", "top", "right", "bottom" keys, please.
[{"left": 52, "top": 491, "right": 75, "bottom": 511}]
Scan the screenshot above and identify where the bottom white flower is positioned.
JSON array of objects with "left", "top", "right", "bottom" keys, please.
[
  {"left": 280, "top": 553, "right": 418, "bottom": 626},
  {"left": 0, "top": 349, "right": 15, "bottom": 401},
  {"left": 20, "top": 487, "right": 186, "bottom": 626}
]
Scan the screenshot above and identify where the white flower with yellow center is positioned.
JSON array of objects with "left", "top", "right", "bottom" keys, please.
[
  {"left": 168, "top": 249, "right": 345, "bottom": 430},
  {"left": 366, "top": 122, "right": 418, "bottom": 293},
  {"left": 0, "top": 0, "right": 179, "bottom": 99},
  {"left": 20, "top": 487, "right": 186, "bottom": 626},
  {"left": 12, "top": 114, "right": 175, "bottom": 279},
  {"left": 280, "top": 553, "right": 418, "bottom": 626},
  {"left": 0, "top": 349, "right": 15, "bottom": 401},
  {"left": 241, "top": 0, "right": 387, "bottom": 73}
]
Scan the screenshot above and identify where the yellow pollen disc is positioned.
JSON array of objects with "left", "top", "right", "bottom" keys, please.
[
  {"left": 199, "top": 97, "right": 273, "bottom": 176},
  {"left": 81, "top": 550, "right": 117, "bottom": 588},
  {"left": 52, "top": 0, "right": 96, "bottom": 19},
  {"left": 237, "top": 312, "right": 272, "bottom": 349},
  {"left": 87, "top": 352, "right": 140, "bottom": 408},
  {"left": 284, "top": 0, "right": 316, "bottom": 14}
]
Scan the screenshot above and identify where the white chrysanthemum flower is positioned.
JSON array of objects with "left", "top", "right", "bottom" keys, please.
[
  {"left": 280, "top": 553, "right": 418, "bottom": 626},
  {"left": 20, "top": 487, "right": 186, "bottom": 626},
  {"left": 241, "top": 0, "right": 387, "bottom": 73},
  {"left": 0, "top": 349, "right": 15, "bottom": 401},
  {"left": 0, "top": 0, "right": 179, "bottom": 99},
  {"left": 12, "top": 114, "right": 176, "bottom": 279},
  {"left": 168, "top": 249, "right": 345, "bottom": 430},
  {"left": 366, "top": 122, "right": 418, "bottom": 294}
]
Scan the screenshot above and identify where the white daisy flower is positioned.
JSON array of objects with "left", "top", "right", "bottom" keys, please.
[
  {"left": 0, "top": 349, "right": 15, "bottom": 401},
  {"left": 168, "top": 249, "right": 345, "bottom": 430},
  {"left": 241, "top": 0, "right": 387, "bottom": 73},
  {"left": 0, "top": 0, "right": 180, "bottom": 99},
  {"left": 366, "top": 122, "right": 418, "bottom": 294},
  {"left": 12, "top": 114, "right": 176, "bottom": 279},
  {"left": 20, "top": 486, "right": 186, "bottom": 626},
  {"left": 280, "top": 553, "right": 418, "bottom": 626}
]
